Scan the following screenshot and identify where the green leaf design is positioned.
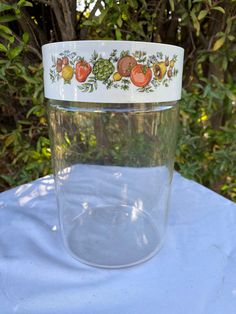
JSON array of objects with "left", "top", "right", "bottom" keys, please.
[
  {"left": 121, "top": 84, "right": 129, "bottom": 91},
  {"left": 120, "top": 78, "right": 130, "bottom": 91},
  {"left": 109, "top": 49, "right": 118, "bottom": 62},
  {"left": 50, "top": 70, "right": 55, "bottom": 83},
  {"left": 137, "top": 85, "right": 154, "bottom": 93},
  {"left": 156, "top": 52, "right": 163, "bottom": 59},
  {"left": 78, "top": 76, "right": 97, "bottom": 93},
  {"left": 78, "top": 83, "right": 93, "bottom": 93},
  {"left": 173, "top": 54, "right": 178, "bottom": 62},
  {"left": 121, "top": 78, "right": 130, "bottom": 85},
  {"left": 132, "top": 50, "right": 147, "bottom": 63},
  {"left": 173, "top": 68, "right": 178, "bottom": 77},
  {"left": 104, "top": 79, "right": 114, "bottom": 89},
  {"left": 151, "top": 79, "right": 160, "bottom": 88},
  {"left": 147, "top": 55, "right": 158, "bottom": 66},
  {"left": 90, "top": 50, "right": 100, "bottom": 65},
  {"left": 120, "top": 50, "right": 129, "bottom": 58},
  {"left": 162, "top": 78, "right": 169, "bottom": 87}
]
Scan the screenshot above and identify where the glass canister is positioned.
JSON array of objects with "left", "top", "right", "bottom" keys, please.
[{"left": 42, "top": 41, "right": 184, "bottom": 268}]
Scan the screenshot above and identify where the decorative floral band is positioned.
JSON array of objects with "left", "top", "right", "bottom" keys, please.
[{"left": 42, "top": 41, "right": 184, "bottom": 103}]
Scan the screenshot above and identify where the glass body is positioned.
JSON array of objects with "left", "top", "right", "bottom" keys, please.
[{"left": 48, "top": 101, "right": 178, "bottom": 268}]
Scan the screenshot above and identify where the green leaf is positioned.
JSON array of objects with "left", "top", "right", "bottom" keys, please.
[
  {"left": 190, "top": 11, "right": 200, "bottom": 36},
  {"left": 212, "top": 37, "right": 225, "bottom": 51},
  {"left": 222, "top": 57, "right": 228, "bottom": 71},
  {"left": 21, "top": 74, "right": 38, "bottom": 84},
  {"left": 18, "top": 120, "right": 32, "bottom": 125},
  {"left": 216, "top": 31, "right": 226, "bottom": 37},
  {"left": 17, "top": 0, "right": 33, "bottom": 7},
  {"left": 212, "top": 6, "right": 225, "bottom": 14},
  {"left": 0, "top": 25, "right": 12, "bottom": 35},
  {"left": 188, "top": 0, "right": 192, "bottom": 10},
  {"left": 115, "top": 28, "right": 122, "bottom": 40},
  {"left": 98, "top": 8, "right": 108, "bottom": 24},
  {"left": 0, "top": 31, "right": 14, "bottom": 43},
  {"left": 0, "top": 14, "right": 18, "bottom": 23},
  {"left": 0, "top": 3, "right": 13, "bottom": 12},
  {"left": 121, "top": 12, "right": 128, "bottom": 21},
  {"left": 226, "top": 90, "right": 236, "bottom": 101},
  {"left": 226, "top": 18, "right": 232, "bottom": 34},
  {"left": 26, "top": 105, "right": 40, "bottom": 118},
  {"left": 8, "top": 46, "right": 23, "bottom": 59},
  {"left": 198, "top": 10, "right": 208, "bottom": 20},
  {"left": 169, "top": 0, "right": 174, "bottom": 11},
  {"left": 0, "top": 43, "right": 7, "bottom": 52},
  {"left": 0, "top": 174, "right": 16, "bottom": 186},
  {"left": 4, "top": 134, "right": 16, "bottom": 148},
  {"left": 228, "top": 35, "right": 235, "bottom": 41},
  {"left": 24, "top": 1, "right": 33, "bottom": 7},
  {"left": 82, "top": 20, "right": 95, "bottom": 26},
  {"left": 117, "top": 16, "right": 122, "bottom": 28},
  {"left": 130, "top": 0, "right": 138, "bottom": 9},
  {"left": 22, "top": 32, "right": 29, "bottom": 43}
]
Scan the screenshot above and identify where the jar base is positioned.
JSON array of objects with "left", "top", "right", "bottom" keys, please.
[{"left": 65, "top": 205, "right": 164, "bottom": 268}]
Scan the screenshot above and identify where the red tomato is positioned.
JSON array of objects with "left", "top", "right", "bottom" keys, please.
[
  {"left": 75, "top": 60, "right": 92, "bottom": 82},
  {"left": 130, "top": 64, "right": 152, "bottom": 87}
]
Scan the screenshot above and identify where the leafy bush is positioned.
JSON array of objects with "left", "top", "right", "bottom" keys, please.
[
  {"left": 0, "top": 1, "right": 50, "bottom": 187},
  {"left": 0, "top": 0, "right": 235, "bottom": 201}
]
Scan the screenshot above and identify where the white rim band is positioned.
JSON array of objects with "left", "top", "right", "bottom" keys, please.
[{"left": 42, "top": 40, "right": 184, "bottom": 103}]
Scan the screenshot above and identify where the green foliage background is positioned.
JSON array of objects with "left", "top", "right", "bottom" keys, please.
[{"left": 0, "top": 0, "right": 236, "bottom": 201}]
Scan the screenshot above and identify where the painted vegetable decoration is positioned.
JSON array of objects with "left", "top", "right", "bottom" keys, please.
[
  {"left": 61, "top": 65, "right": 74, "bottom": 82},
  {"left": 92, "top": 58, "right": 115, "bottom": 81},
  {"left": 167, "top": 58, "right": 176, "bottom": 78},
  {"left": 55, "top": 57, "right": 73, "bottom": 82},
  {"left": 56, "top": 58, "right": 63, "bottom": 73},
  {"left": 153, "top": 62, "right": 167, "bottom": 81},
  {"left": 169, "top": 59, "right": 175, "bottom": 68},
  {"left": 113, "top": 72, "right": 122, "bottom": 81},
  {"left": 130, "top": 64, "right": 152, "bottom": 87},
  {"left": 117, "top": 55, "right": 137, "bottom": 77},
  {"left": 75, "top": 60, "right": 92, "bottom": 82},
  {"left": 62, "top": 56, "right": 69, "bottom": 65},
  {"left": 50, "top": 50, "right": 178, "bottom": 92}
]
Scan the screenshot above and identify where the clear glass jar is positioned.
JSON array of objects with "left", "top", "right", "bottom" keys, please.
[{"left": 43, "top": 40, "right": 184, "bottom": 268}]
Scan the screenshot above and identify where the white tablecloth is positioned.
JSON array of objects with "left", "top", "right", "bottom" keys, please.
[{"left": 0, "top": 171, "right": 236, "bottom": 314}]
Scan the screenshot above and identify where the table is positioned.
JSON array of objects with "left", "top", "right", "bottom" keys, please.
[{"left": 0, "top": 172, "right": 236, "bottom": 314}]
